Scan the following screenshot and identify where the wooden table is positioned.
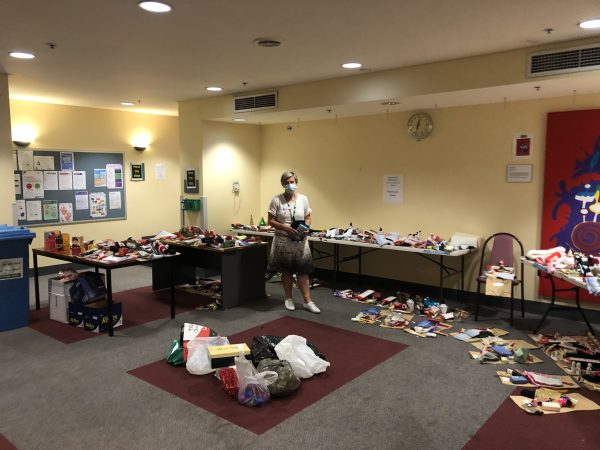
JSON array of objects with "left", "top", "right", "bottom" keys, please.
[
  {"left": 152, "top": 242, "right": 267, "bottom": 308},
  {"left": 522, "top": 257, "right": 595, "bottom": 336},
  {"left": 232, "top": 230, "right": 471, "bottom": 300},
  {"left": 32, "top": 248, "right": 177, "bottom": 336}
]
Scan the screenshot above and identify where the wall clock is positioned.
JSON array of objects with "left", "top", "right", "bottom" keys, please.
[{"left": 407, "top": 112, "right": 433, "bottom": 141}]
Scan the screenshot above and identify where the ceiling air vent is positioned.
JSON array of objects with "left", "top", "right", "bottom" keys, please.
[
  {"left": 234, "top": 91, "right": 278, "bottom": 112},
  {"left": 528, "top": 43, "right": 600, "bottom": 77}
]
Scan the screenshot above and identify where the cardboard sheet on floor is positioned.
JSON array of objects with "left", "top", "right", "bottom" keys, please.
[
  {"left": 469, "top": 351, "right": 543, "bottom": 364},
  {"left": 451, "top": 328, "right": 509, "bottom": 342},
  {"left": 379, "top": 312, "right": 414, "bottom": 329},
  {"left": 496, "top": 371, "right": 579, "bottom": 388},
  {"left": 471, "top": 339, "right": 539, "bottom": 351},
  {"left": 510, "top": 393, "right": 599, "bottom": 414}
]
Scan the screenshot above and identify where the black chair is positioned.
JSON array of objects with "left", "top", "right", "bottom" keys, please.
[{"left": 475, "top": 232, "right": 525, "bottom": 325}]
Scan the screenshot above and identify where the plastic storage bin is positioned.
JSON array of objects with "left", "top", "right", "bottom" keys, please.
[{"left": 0, "top": 225, "right": 36, "bottom": 331}]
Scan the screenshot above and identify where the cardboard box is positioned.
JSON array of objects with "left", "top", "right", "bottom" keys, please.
[
  {"left": 82, "top": 300, "right": 123, "bottom": 333},
  {"left": 69, "top": 272, "right": 107, "bottom": 304},
  {"left": 68, "top": 302, "right": 84, "bottom": 327},
  {"left": 49, "top": 293, "right": 69, "bottom": 323},
  {"left": 48, "top": 277, "right": 76, "bottom": 297},
  {"left": 207, "top": 343, "right": 250, "bottom": 369}
]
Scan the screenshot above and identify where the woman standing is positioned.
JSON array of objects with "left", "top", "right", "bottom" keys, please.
[{"left": 267, "top": 170, "right": 320, "bottom": 313}]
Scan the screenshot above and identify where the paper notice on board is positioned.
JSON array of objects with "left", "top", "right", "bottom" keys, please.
[
  {"left": 13, "top": 151, "right": 18, "bottom": 171},
  {"left": 17, "top": 150, "right": 34, "bottom": 171},
  {"left": 72, "top": 171, "right": 86, "bottom": 190},
  {"left": 43, "top": 171, "right": 59, "bottom": 191},
  {"left": 94, "top": 169, "right": 107, "bottom": 187},
  {"left": 106, "top": 164, "right": 123, "bottom": 189},
  {"left": 14, "top": 174, "right": 21, "bottom": 196},
  {"left": 108, "top": 191, "right": 121, "bottom": 209},
  {"left": 75, "top": 191, "right": 89, "bottom": 210},
  {"left": 26, "top": 200, "right": 42, "bottom": 221},
  {"left": 59, "top": 203, "right": 73, "bottom": 222},
  {"left": 383, "top": 174, "right": 403, "bottom": 204},
  {"left": 60, "top": 152, "right": 74, "bottom": 171},
  {"left": 58, "top": 171, "right": 73, "bottom": 190},
  {"left": 22, "top": 171, "right": 44, "bottom": 199},
  {"left": 89, "top": 192, "right": 107, "bottom": 218},
  {"left": 42, "top": 200, "right": 58, "bottom": 221},
  {"left": 33, "top": 156, "right": 55, "bottom": 170},
  {"left": 15, "top": 200, "right": 26, "bottom": 221}
]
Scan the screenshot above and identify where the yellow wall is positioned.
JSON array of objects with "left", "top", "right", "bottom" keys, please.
[
  {"left": 0, "top": 75, "right": 13, "bottom": 224},
  {"left": 9, "top": 100, "right": 181, "bottom": 266}
]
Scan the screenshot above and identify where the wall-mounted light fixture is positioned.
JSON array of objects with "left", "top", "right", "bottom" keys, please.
[
  {"left": 133, "top": 145, "right": 146, "bottom": 151},
  {"left": 131, "top": 132, "right": 151, "bottom": 152},
  {"left": 12, "top": 124, "right": 37, "bottom": 148}
]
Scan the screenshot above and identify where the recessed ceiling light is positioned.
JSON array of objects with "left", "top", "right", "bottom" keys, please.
[
  {"left": 579, "top": 19, "right": 600, "bottom": 29},
  {"left": 9, "top": 51, "right": 35, "bottom": 59},
  {"left": 137, "top": 1, "right": 172, "bottom": 13},
  {"left": 233, "top": 118, "right": 246, "bottom": 122},
  {"left": 121, "top": 101, "right": 135, "bottom": 106},
  {"left": 342, "top": 62, "right": 362, "bottom": 69},
  {"left": 206, "top": 86, "right": 222, "bottom": 92},
  {"left": 381, "top": 101, "right": 399, "bottom": 106}
]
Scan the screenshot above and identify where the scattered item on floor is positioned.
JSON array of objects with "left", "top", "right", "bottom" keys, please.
[
  {"left": 274, "top": 335, "right": 331, "bottom": 379},
  {"left": 405, "top": 319, "right": 452, "bottom": 337},
  {"left": 380, "top": 312, "right": 413, "bottom": 329},
  {"left": 334, "top": 289, "right": 354, "bottom": 299},
  {"left": 256, "top": 359, "right": 301, "bottom": 397},
  {"left": 496, "top": 371, "right": 579, "bottom": 388},
  {"left": 351, "top": 307, "right": 383, "bottom": 324},
  {"left": 451, "top": 327, "right": 509, "bottom": 342},
  {"left": 250, "top": 335, "right": 327, "bottom": 367},
  {"left": 511, "top": 392, "right": 600, "bottom": 415},
  {"left": 166, "top": 339, "right": 184, "bottom": 366},
  {"left": 181, "top": 322, "right": 218, "bottom": 361},
  {"left": 529, "top": 333, "right": 600, "bottom": 391},
  {"left": 207, "top": 343, "right": 251, "bottom": 369},
  {"left": 186, "top": 336, "right": 229, "bottom": 375},
  {"left": 215, "top": 367, "right": 239, "bottom": 397},
  {"left": 235, "top": 353, "right": 278, "bottom": 407},
  {"left": 468, "top": 349, "right": 542, "bottom": 365}
]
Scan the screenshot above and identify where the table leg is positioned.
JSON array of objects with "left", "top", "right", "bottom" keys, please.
[
  {"left": 106, "top": 269, "right": 114, "bottom": 337},
  {"left": 333, "top": 243, "right": 339, "bottom": 290},
  {"left": 534, "top": 274, "right": 556, "bottom": 334},
  {"left": 33, "top": 251, "right": 40, "bottom": 310},
  {"left": 170, "top": 257, "right": 175, "bottom": 319},
  {"left": 574, "top": 286, "right": 596, "bottom": 336},
  {"left": 358, "top": 247, "right": 362, "bottom": 283},
  {"left": 439, "top": 255, "right": 444, "bottom": 300}
]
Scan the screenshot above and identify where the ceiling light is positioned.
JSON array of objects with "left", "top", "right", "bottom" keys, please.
[
  {"left": 233, "top": 118, "right": 246, "bottom": 122},
  {"left": 121, "top": 101, "right": 135, "bottom": 106},
  {"left": 381, "top": 101, "right": 399, "bottom": 106},
  {"left": 137, "top": 1, "right": 172, "bottom": 13},
  {"left": 579, "top": 19, "right": 600, "bottom": 29},
  {"left": 206, "top": 86, "right": 222, "bottom": 92},
  {"left": 342, "top": 62, "right": 362, "bottom": 69},
  {"left": 9, "top": 51, "right": 35, "bottom": 59},
  {"left": 255, "top": 38, "right": 281, "bottom": 48}
]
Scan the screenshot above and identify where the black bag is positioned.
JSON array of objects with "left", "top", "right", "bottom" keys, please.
[
  {"left": 250, "top": 335, "right": 327, "bottom": 366},
  {"left": 257, "top": 359, "right": 301, "bottom": 397}
]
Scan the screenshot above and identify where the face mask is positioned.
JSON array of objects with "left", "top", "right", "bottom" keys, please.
[{"left": 284, "top": 183, "right": 297, "bottom": 194}]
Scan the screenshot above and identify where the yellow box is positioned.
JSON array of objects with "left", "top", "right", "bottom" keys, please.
[{"left": 207, "top": 343, "right": 250, "bottom": 359}]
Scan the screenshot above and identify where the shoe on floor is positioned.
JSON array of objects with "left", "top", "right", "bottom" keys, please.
[
  {"left": 285, "top": 299, "right": 295, "bottom": 311},
  {"left": 303, "top": 301, "right": 320, "bottom": 314}
]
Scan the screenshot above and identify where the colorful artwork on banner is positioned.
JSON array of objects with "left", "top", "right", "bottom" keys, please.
[{"left": 540, "top": 109, "right": 600, "bottom": 302}]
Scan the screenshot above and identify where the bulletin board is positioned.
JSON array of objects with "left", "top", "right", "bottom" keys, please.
[{"left": 13, "top": 149, "right": 126, "bottom": 227}]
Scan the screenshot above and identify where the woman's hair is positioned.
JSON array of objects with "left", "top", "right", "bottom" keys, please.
[{"left": 280, "top": 170, "right": 298, "bottom": 185}]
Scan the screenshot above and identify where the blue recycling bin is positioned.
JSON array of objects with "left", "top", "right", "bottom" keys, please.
[{"left": 0, "top": 225, "right": 36, "bottom": 331}]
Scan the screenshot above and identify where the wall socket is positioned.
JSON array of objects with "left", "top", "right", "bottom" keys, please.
[{"left": 232, "top": 181, "right": 240, "bottom": 193}]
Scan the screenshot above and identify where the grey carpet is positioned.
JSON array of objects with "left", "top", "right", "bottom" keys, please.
[{"left": 0, "top": 267, "right": 595, "bottom": 449}]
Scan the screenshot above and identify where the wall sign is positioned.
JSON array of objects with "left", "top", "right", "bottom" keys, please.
[{"left": 507, "top": 164, "right": 532, "bottom": 183}]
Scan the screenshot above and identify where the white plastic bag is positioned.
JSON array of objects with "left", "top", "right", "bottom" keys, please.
[
  {"left": 274, "top": 335, "right": 330, "bottom": 379},
  {"left": 186, "top": 336, "right": 229, "bottom": 375},
  {"left": 235, "top": 354, "right": 278, "bottom": 406}
]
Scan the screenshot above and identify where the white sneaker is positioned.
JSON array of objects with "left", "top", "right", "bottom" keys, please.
[
  {"left": 284, "top": 299, "right": 295, "bottom": 311},
  {"left": 303, "top": 301, "right": 320, "bottom": 314}
]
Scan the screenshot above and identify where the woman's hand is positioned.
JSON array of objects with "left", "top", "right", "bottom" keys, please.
[{"left": 284, "top": 224, "right": 302, "bottom": 239}]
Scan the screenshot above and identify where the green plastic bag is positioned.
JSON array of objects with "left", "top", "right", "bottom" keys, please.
[
  {"left": 166, "top": 339, "right": 184, "bottom": 366},
  {"left": 513, "top": 347, "right": 530, "bottom": 364}
]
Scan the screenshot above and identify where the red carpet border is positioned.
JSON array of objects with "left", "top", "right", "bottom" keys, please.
[
  {"left": 28, "top": 286, "right": 198, "bottom": 344},
  {"left": 128, "top": 316, "right": 408, "bottom": 434},
  {"left": 463, "top": 387, "right": 600, "bottom": 450},
  {"left": 0, "top": 433, "right": 18, "bottom": 450}
]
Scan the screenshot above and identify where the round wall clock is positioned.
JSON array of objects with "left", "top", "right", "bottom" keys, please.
[{"left": 407, "top": 112, "right": 434, "bottom": 141}]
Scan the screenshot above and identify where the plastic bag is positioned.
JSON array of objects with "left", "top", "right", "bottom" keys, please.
[
  {"left": 274, "top": 335, "right": 331, "bottom": 379},
  {"left": 250, "top": 335, "right": 327, "bottom": 366},
  {"left": 166, "top": 339, "right": 184, "bottom": 366},
  {"left": 235, "top": 354, "right": 278, "bottom": 407},
  {"left": 257, "top": 359, "right": 301, "bottom": 397},
  {"left": 186, "top": 336, "right": 229, "bottom": 375}
]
